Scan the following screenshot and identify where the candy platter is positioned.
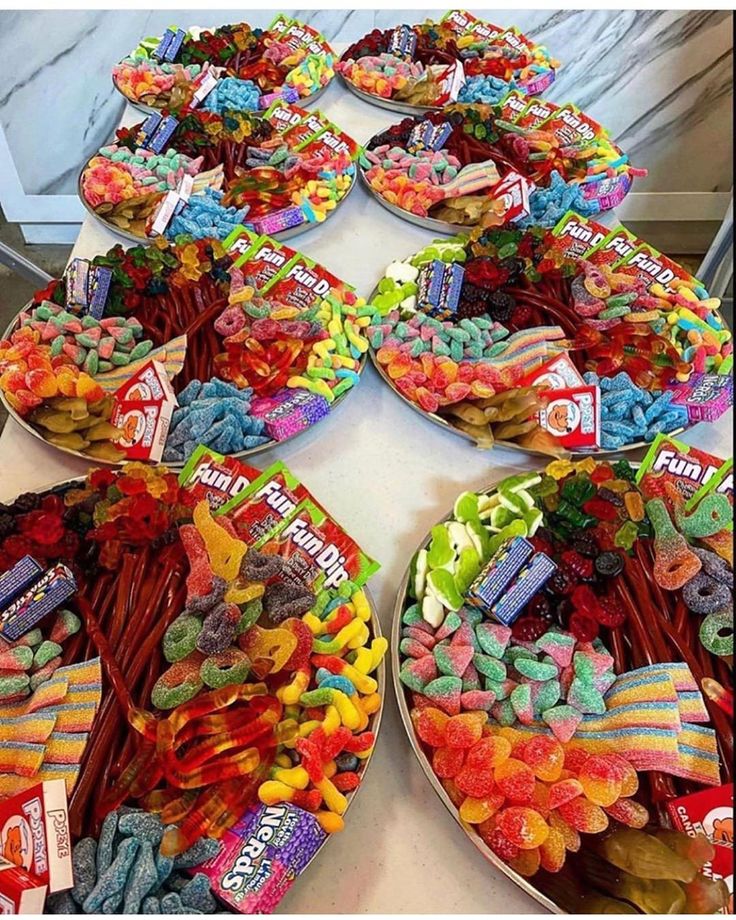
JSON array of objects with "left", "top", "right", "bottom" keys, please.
[
  {"left": 392, "top": 456, "right": 733, "bottom": 913},
  {"left": 112, "top": 17, "right": 336, "bottom": 115},
  {"left": 0, "top": 461, "right": 386, "bottom": 914},
  {"left": 0, "top": 232, "right": 369, "bottom": 469},
  {"left": 363, "top": 227, "right": 732, "bottom": 458}
]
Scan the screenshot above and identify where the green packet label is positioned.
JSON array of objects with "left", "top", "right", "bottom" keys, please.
[{"left": 255, "top": 498, "right": 380, "bottom": 592}]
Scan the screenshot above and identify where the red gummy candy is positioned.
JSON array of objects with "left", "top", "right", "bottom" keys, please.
[
  {"left": 433, "top": 745, "right": 466, "bottom": 779},
  {"left": 494, "top": 758, "right": 536, "bottom": 804},
  {"left": 413, "top": 707, "right": 449, "bottom": 747}
]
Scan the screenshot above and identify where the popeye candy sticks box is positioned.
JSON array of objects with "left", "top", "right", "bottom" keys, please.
[
  {"left": 0, "top": 858, "right": 46, "bottom": 914},
  {"left": 0, "top": 780, "right": 72, "bottom": 894}
]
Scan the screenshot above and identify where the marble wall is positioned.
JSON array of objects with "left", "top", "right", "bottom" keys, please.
[{"left": 0, "top": 9, "right": 732, "bottom": 231}]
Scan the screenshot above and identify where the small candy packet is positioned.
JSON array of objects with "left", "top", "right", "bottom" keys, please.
[
  {"left": 584, "top": 224, "right": 641, "bottom": 266},
  {"left": 178, "top": 444, "right": 261, "bottom": 511},
  {"left": 0, "top": 556, "right": 43, "bottom": 610},
  {"left": 282, "top": 110, "right": 329, "bottom": 148},
  {"left": 615, "top": 241, "right": 703, "bottom": 293},
  {"left": 495, "top": 89, "right": 528, "bottom": 123},
  {"left": 281, "top": 20, "right": 329, "bottom": 57},
  {"left": 298, "top": 124, "right": 360, "bottom": 161},
  {"left": 0, "top": 857, "right": 47, "bottom": 913},
  {"left": 417, "top": 260, "right": 464, "bottom": 318},
  {"left": 250, "top": 387, "right": 330, "bottom": 441},
  {"left": 670, "top": 373, "right": 733, "bottom": 424},
  {"left": 636, "top": 433, "right": 726, "bottom": 509},
  {"left": 537, "top": 384, "right": 600, "bottom": 450},
  {"left": 440, "top": 9, "right": 484, "bottom": 35},
  {"left": 114, "top": 359, "right": 177, "bottom": 404},
  {"left": 547, "top": 210, "right": 609, "bottom": 261},
  {"left": 110, "top": 398, "right": 174, "bottom": 462},
  {"left": 0, "top": 563, "right": 76, "bottom": 642},
  {"left": 255, "top": 498, "right": 380, "bottom": 593},
  {"left": 0, "top": 779, "right": 73, "bottom": 893},
  {"left": 261, "top": 256, "right": 347, "bottom": 310},
  {"left": 387, "top": 24, "right": 417, "bottom": 59},
  {"left": 537, "top": 102, "right": 601, "bottom": 149},
  {"left": 265, "top": 12, "right": 292, "bottom": 36},
  {"left": 488, "top": 171, "right": 533, "bottom": 223},
  {"left": 515, "top": 96, "right": 561, "bottom": 130},
  {"left": 520, "top": 353, "right": 585, "bottom": 390},
  {"left": 218, "top": 460, "right": 313, "bottom": 544},
  {"left": 197, "top": 803, "right": 326, "bottom": 914},
  {"left": 262, "top": 98, "right": 309, "bottom": 134},
  {"left": 222, "top": 228, "right": 298, "bottom": 289}
]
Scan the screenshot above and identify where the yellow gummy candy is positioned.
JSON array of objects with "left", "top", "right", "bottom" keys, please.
[{"left": 193, "top": 500, "right": 247, "bottom": 580}]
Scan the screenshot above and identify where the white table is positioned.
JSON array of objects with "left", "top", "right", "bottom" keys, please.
[{"left": 0, "top": 72, "right": 732, "bottom": 915}]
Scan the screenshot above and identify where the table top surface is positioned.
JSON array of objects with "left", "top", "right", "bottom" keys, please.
[{"left": 0, "top": 69, "right": 732, "bottom": 914}]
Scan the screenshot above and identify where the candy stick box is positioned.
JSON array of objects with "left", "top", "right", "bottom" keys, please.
[
  {"left": 0, "top": 857, "right": 47, "bottom": 914},
  {"left": 537, "top": 384, "right": 600, "bottom": 450},
  {"left": 111, "top": 398, "right": 174, "bottom": 463},
  {"left": 0, "top": 779, "right": 72, "bottom": 894}
]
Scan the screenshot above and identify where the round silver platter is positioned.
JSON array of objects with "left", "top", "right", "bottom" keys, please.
[
  {"left": 1, "top": 305, "right": 367, "bottom": 470},
  {"left": 5, "top": 473, "right": 385, "bottom": 901},
  {"left": 337, "top": 72, "right": 438, "bottom": 117},
  {"left": 390, "top": 487, "right": 561, "bottom": 913},
  {"left": 78, "top": 162, "right": 357, "bottom": 247},
  {"left": 365, "top": 278, "right": 699, "bottom": 459},
  {"left": 112, "top": 23, "right": 336, "bottom": 116}
]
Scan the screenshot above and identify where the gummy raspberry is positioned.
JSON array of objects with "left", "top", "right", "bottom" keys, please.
[
  {"left": 560, "top": 550, "right": 593, "bottom": 580},
  {"left": 571, "top": 534, "right": 599, "bottom": 558},
  {"left": 530, "top": 534, "right": 555, "bottom": 557},
  {"left": 526, "top": 594, "right": 552, "bottom": 621},
  {"left": 512, "top": 615, "right": 548, "bottom": 642},
  {"left": 486, "top": 291, "right": 515, "bottom": 323},
  {"left": 545, "top": 569, "right": 575, "bottom": 596},
  {"left": 569, "top": 612, "right": 599, "bottom": 642},
  {"left": 596, "top": 595, "right": 627, "bottom": 628},
  {"left": 510, "top": 304, "right": 533, "bottom": 327}
]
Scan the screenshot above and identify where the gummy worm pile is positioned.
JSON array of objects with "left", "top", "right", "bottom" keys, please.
[
  {"left": 367, "top": 222, "right": 731, "bottom": 453},
  {"left": 337, "top": 12, "right": 557, "bottom": 109},
  {"left": 0, "top": 233, "right": 369, "bottom": 464},
  {"left": 361, "top": 103, "right": 644, "bottom": 228},
  {"left": 81, "top": 102, "right": 357, "bottom": 242},
  {"left": 397, "top": 449, "right": 732, "bottom": 910},
  {"left": 1, "top": 455, "right": 386, "bottom": 913},
  {"left": 113, "top": 15, "right": 335, "bottom": 112}
]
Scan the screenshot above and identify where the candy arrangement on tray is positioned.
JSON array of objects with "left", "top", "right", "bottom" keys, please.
[
  {"left": 367, "top": 216, "right": 732, "bottom": 455},
  {"left": 394, "top": 445, "right": 733, "bottom": 912},
  {"left": 80, "top": 101, "right": 358, "bottom": 243},
  {"left": 337, "top": 10, "right": 558, "bottom": 112},
  {"left": 360, "top": 101, "right": 645, "bottom": 232},
  {"left": 0, "top": 452, "right": 386, "bottom": 913},
  {"left": 0, "top": 229, "right": 368, "bottom": 465},
  {"left": 113, "top": 15, "right": 335, "bottom": 113}
]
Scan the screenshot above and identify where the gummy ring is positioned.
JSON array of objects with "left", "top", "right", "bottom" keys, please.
[
  {"left": 594, "top": 551, "right": 624, "bottom": 578},
  {"left": 150, "top": 657, "right": 204, "bottom": 710},
  {"left": 200, "top": 648, "right": 251, "bottom": 689},
  {"left": 163, "top": 615, "right": 203, "bottom": 664},
  {"left": 583, "top": 272, "right": 611, "bottom": 300},
  {"left": 213, "top": 306, "right": 247, "bottom": 338},
  {"left": 692, "top": 546, "right": 734, "bottom": 588},
  {"left": 699, "top": 609, "right": 734, "bottom": 657},
  {"left": 683, "top": 574, "right": 732, "bottom": 616},
  {"left": 241, "top": 549, "right": 284, "bottom": 582}
]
